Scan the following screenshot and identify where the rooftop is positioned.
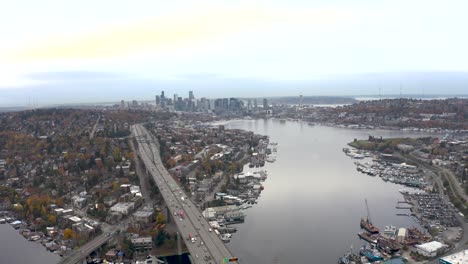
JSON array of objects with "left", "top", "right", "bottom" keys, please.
[
  {"left": 416, "top": 241, "right": 446, "bottom": 252},
  {"left": 440, "top": 249, "right": 468, "bottom": 263}
]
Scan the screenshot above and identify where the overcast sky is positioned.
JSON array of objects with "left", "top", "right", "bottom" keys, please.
[{"left": 0, "top": 0, "right": 467, "bottom": 106}]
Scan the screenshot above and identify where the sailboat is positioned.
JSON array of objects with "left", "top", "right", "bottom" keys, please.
[{"left": 360, "top": 199, "right": 379, "bottom": 234}]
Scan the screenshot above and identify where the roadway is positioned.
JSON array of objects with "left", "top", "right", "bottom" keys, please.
[
  {"left": 57, "top": 232, "right": 116, "bottom": 264},
  {"left": 132, "top": 124, "right": 237, "bottom": 264},
  {"left": 89, "top": 115, "right": 100, "bottom": 139}
]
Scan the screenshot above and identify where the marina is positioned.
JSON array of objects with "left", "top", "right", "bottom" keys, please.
[{"left": 344, "top": 149, "right": 431, "bottom": 189}]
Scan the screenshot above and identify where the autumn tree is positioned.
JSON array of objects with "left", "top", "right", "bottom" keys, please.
[
  {"left": 156, "top": 213, "right": 165, "bottom": 225},
  {"left": 63, "top": 228, "right": 77, "bottom": 239}
]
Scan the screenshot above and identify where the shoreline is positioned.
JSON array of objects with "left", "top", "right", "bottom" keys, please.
[{"left": 0, "top": 222, "right": 61, "bottom": 264}]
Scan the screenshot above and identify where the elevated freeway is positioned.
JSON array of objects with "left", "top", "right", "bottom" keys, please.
[
  {"left": 57, "top": 232, "right": 116, "bottom": 264},
  {"left": 132, "top": 124, "right": 238, "bottom": 264}
]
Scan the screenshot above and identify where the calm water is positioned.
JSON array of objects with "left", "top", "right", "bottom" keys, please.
[
  {"left": 223, "top": 119, "right": 438, "bottom": 264},
  {"left": 0, "top": 224, "right": 61, "bottom": 264}
]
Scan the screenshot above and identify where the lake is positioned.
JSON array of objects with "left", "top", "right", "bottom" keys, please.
[
  {"left": 0, "top": 223, "right": 61, "bottom": 264},
  {"left": 222, "top": 119, "right": 438, "bottom": 264}
]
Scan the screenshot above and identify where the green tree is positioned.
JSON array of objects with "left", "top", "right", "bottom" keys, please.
[
  {"left": 121, "top": 237, "right": 135, "bottom": 258},
  {"left": 154, "top": 230, "right": 165, "bottom": 247}
]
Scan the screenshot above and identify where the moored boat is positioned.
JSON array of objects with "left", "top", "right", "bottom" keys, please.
[
  {"left": 360, "top": 218, "right": 379, "bottom": 234},
  {"left": 358, "top": 232, "right": 378, "bottom": 244},
  {"left": 360, "top": 247, "right": 383, "bottom": 262}
]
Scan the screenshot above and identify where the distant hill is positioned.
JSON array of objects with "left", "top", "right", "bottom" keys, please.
[
  {"left": 265, "top": 96, "right": 357, "bottom": 105},
  {"left": 0, "top": 107, "right": 30, "bottom": 113}
]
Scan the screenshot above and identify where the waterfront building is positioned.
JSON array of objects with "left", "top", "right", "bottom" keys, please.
[
  {"left": 225, "top": 211, "right": 245, "bottom": 223},
  {"left": 202, "top": 205, "right": 239, "bottom": 220},
  {"left": 416, "top": 241, "right": 447, "bottom": 257},
  {"left": 397, "top": 228, "right": 407, "bottom": 243},
  {"left": 439, "top": 249, "right": 468, "bottom": 264}
]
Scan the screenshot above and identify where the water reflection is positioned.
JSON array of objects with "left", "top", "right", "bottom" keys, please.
[{"left": 223, "top": 120, "right": 438, "bottom": 264}]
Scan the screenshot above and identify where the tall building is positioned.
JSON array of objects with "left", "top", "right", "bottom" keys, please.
[
  {"left": 189, "top": 91, "right": 194, "bottom": 100},
  {"left": 214, "top": 99, "right": 222, "bottom": 110},
  {"left": 155, "top": 95, "right": 160, "bottom": 106},
  {"left": 299, "top": 95, "right": 303, "bottom": 107},
  {"left": 263, "top": 98, "right": 268, "bottom": 110},
  {"left": 254, "top": 99, "right": 258, "bottom": 109},
  {"left": 222, "top": 98, "right": 229, "bottom": 110},
  {"left": 120, "top": 100, "right": 125, "bottom": 110},
  {"left": 229, "top": 98, "right": 241, "bottom": 112},
  {"left": 160, "top": 91, "right": 166, "bottom": 107}
]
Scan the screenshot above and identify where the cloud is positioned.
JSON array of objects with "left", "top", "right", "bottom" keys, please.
[
  {"left": 24, "top": 71, "right": 126, "bottom": 81},
  {"left": 3, "top": 6, "right": 360, "bottom": 63}
]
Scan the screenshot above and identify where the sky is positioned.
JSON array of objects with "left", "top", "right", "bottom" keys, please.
[{"left": 0, "top": 0, "right": 467, "bottom": 106}]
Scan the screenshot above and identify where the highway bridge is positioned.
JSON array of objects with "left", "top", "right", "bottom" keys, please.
[
  {"left": 57, "top": 232, "right": 116, "bottom": 264},
  {"left": 133, "top": 124, "right": 238, "bottom": 264}
]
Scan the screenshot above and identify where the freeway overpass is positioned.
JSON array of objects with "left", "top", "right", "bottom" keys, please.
[
  {"left": 57, "top": 232, "right": 116, "bottom": 264},
  {"left": 133, "top": 124, "right": 238, "bottom": 264}
]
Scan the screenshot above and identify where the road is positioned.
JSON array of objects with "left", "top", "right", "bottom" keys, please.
[
  {"left": 129, "top": 137, "right": 153, "bottom": 203},
  {"left": 89, "top": 115, "right": 101, "bottom": 139},
  {"left": 133, "top": 124, "right": 237, "bottom": 264},
  {"left": 438, "top": 167, "right": 468, "bottom": 203},
  {"left": 57, "top": 232, "right": 116, "bottom": 264}
]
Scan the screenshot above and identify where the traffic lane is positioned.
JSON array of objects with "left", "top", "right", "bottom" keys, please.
[
  {"left": 136, "top": 125, "right": 231, "bottom": 262},
  {"left": 183, "top": 201, "right": 230, "bottom": 262},
  {"left": 155, "top": 165, "right": 227, "bottom": 261},
  {"left": 171, "top": 191, "right": 228, "bottom": 262},
  {"left": 144, "top": 162, "right": 210, "bottom": 262}
]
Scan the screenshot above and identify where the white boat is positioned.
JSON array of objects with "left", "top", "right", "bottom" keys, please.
[
  {"left": 29, "top": 235, "right": 41, "bottom": 241},
  {"left": 353, "top": 154, "right": 365, "bottom": 159},
  {"left": 220, "top": 234, "right": 230, "bottom": 243}
]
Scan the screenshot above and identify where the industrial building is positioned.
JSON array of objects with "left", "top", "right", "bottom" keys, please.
[
  {"left": 397, "top": 228, "right": 407, "bottom": 243},
  {"left": 439, "top": 249, "right": 468, "bottom": 264},
  {"left": 415, "top": 241, "right": 447, "bottom": 257}
]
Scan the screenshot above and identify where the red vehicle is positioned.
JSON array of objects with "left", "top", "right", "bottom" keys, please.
[{"left": 180, "top": 210, "right": 184, "bottom": 219}]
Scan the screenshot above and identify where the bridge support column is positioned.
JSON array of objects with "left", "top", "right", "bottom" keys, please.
[
  {"left": 166, "top": 206, "right": 171, "bottom": 223},
  {"left": 177, "top": 232, "right": 182, "bottom": 264}
]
